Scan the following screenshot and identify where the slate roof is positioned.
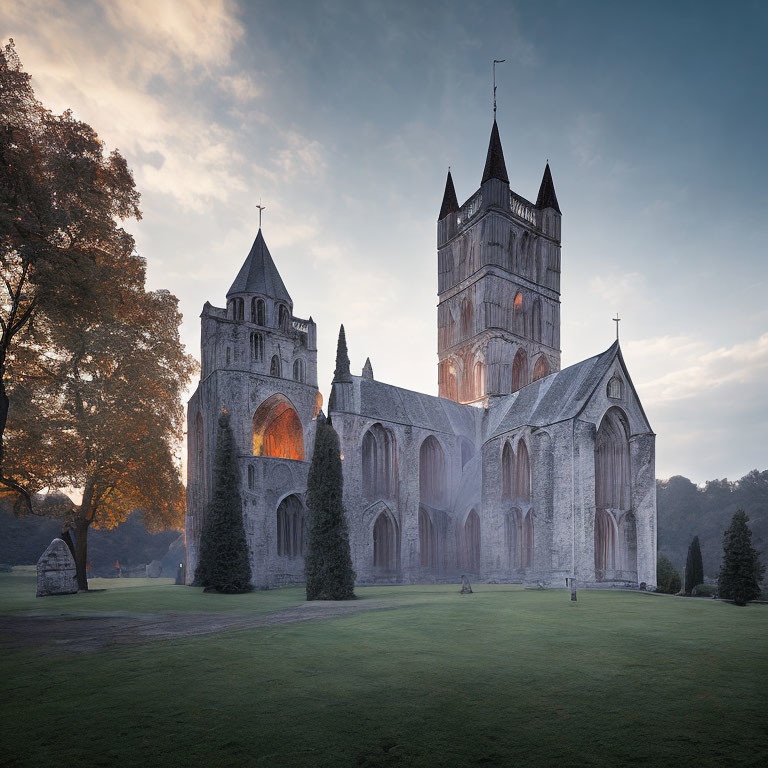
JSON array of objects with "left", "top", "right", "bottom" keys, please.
[
  {"left": 487, "top": 341, "right": 619, "bottom": 439},
  {"left": 481, "top": 120, "right": 509, "bottom": 185},
  {"left": 227, "top": 229, "right": 292, "bottom": 303},
  {"left": 438, "top": 169, "right": 459, "bottom": 220},
  {"left": 535, "top": 162, "right": 561, "bottom": 214},
  {"left": 357, "top": 377, "right": 481, "bottom": 438}
]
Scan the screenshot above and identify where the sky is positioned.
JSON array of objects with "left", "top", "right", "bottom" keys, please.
[{"left": 3, "top": 0, "right": 767, "bottom": 483}]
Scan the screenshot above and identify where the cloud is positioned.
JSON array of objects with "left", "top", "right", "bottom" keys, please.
[{"left": 589, "top": 271, "right": 647, "bottom": 303}]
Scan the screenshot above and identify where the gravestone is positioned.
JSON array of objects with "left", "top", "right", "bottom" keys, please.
[
  {"left": 36, "top": 538, "right": 78, "bottom": 597},
  {"left": 460, "top": 575, "right": 473, "bottom": 594}
]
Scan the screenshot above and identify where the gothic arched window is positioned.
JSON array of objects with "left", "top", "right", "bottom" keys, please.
[
  {"left": 473, "top": 360, "right": 485, "bottom": 400},
  {"left": 362, "top": 424, "right": 396, "bottom": 499},
  {"left": 270, "top": 355, "right": 281, "bottom": 377},
  {"left": 373, "top": 511, "right": 398, "bottom": 571},
  {"left": 511, "top": 348, "right": 527, "bottom": 393},
  {"left": 532, "top": 299, "right": 542, "bottom": 342},
  {"left": 252, "top": 393, "right": 304, "bottom": 460},
  {"left": 419, "top": 435, "right": 446, "bottom": 508},
  {"left": 252, "top": 298, "right": 266, "bottom": 326},
  {"left": 418, "top": 506, "right": 438, "bottom": 569},
  {"left": 506, "top": 508, "right": 522, "bottom": 568},
  {"left": 277, "top": 304, "right": 290, "bottom": 331},
  {"left": 276, "top": 495, "right": 305, "bottom": 558},
  {"left": 463, "top": 509, "right": 481, "bottom": 573},
  {"left": 607, "top": 375, "right": 623, "bottom": 399},
  {"left": 515, "top": 440, "right": 531, "bottom": 502},
  {"left": 293, "top": 358, "right": 306, "bottom": 383},
  {"left": 522, "top": 511, "right": 534, "bottom": 568},
  {"left": 250, "top": 332, "right": 264, "bottom": 362},
  {"left": 533, "top": 355, "right": 550, "bottom": 382}
]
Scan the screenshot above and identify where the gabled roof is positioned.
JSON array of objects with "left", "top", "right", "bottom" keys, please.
[
  {"left": 481, "top": 119, "right": 509, "bottom": 185},
  {"left": 438, "top": 169, "right": 459, "bottom": 220},
  {"left": 535, "top": 162, "right": 561, "bottom": 214},
  {"left": 487, "top": 341, "right": 621, "bottom": 439},
  {"left": 226, "top": 229, "right": 292, "bottom": 303}
]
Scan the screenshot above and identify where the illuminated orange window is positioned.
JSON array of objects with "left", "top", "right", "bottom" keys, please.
[
  {"left": 252, "top": 394, "right": 305, "bottom": 460},
  {"left": 513, "top": 292, "right": 523, "bottom": 313}
]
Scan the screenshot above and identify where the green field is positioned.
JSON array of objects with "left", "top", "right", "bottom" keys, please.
[{"left": 2, "top": 569, "right": 767, "bottom": 767}]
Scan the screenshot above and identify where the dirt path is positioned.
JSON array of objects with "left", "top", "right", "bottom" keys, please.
[{"left": 0, "top": 599, "right": 398, "bottom": 655}]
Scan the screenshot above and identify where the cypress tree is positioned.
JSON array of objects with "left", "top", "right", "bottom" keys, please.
[
  {"left": 194, "top": 410, "right": 252, "bottom": 593},
  {"left": 684, "top": 536, "right": 704, "bottom": 594},
  {"left": 656, "top": 555, "right": 681, "bottom": 594},
  {"left": 718, "top": 510, "right": 765, "bottom": 606},
  {"left": 304, "top": 414, "right": 356, "bottom": 600}
]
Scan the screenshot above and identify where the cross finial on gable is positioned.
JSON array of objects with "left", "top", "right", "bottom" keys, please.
[
  {"left": 613, "top": 313, "right": 621, "bottom": 341},
  {"left": 256, "top": 201, "right": 266, "bottom": 229}
]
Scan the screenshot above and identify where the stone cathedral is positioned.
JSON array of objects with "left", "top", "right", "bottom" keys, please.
[{"left": 186, "top": 119, "right": 657, "bottom": 590}]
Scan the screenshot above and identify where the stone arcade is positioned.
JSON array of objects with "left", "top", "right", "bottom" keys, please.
[{"left": 185, "top": 119, "right": 657, "bottom": 590}]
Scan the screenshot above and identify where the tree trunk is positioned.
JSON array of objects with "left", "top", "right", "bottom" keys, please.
[
  {"left": 0, "top": 374, "right": 8, "bottom": 468},
  {"left": 61, "top": 529, "right": 76, "bottom": 561},
  {"left": 73, "top": 517, "right": 90, "bottom": 591}
]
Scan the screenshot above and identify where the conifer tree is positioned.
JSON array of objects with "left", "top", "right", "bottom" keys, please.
[
  {"left": 304, "top": 414, "right": 355, "bottom": 600},
  {"left": 718, "top": 510, "right": 765, "bottom": 606},
  {"left": 194, "top": 410, "right": 252, "bottom": 593},
  {"left": 684, "top": 536, "right": 704, "bottom": 594}
]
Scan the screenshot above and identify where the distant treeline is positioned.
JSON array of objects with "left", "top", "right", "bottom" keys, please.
[
  {"left": 0, "top": 506, "right": 182, "bottom": 576},
  {"left": 658, "top": 470, "right": 767, "bottom": 581}
]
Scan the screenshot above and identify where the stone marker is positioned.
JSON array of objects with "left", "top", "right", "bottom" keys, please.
[
  {"left": 36, "top": 538, "right": 78, "bottom": 597},
  {"left": 460, "top": 575, "right": 473, "bottom": 594},
  {"left": 175, "top": 561, "right": 186, "bottom": 585},
  {"left": 566, "top": 577, "right": 577, "bottom": 601}
]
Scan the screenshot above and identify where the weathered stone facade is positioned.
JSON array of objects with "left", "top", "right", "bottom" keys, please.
[
  {"left": 185, "top": 119, "right": 657, "bottom": 590},
  {"left": 36, "top": 538, "right": 78, "bottom": 597}
]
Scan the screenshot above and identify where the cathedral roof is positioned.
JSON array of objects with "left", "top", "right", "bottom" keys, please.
[
  {"left": 488, "top": 341, "right": 623, "bottom": 438},
  {"left": 481, "top": 120, "right": 509, "bottom": 185},
  {"left": 535, "top": 162, "right": 561, "bottom": 214},
  {"left": 438, "top": 169, "right": 459, "bottom": 220},
  {"left": 226, "top": 229, "right": 292, "bottom": 303}
]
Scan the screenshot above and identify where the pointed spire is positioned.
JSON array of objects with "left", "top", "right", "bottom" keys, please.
[
  {"left": 227, "top": 229, "right": 292, "bottom": 303},
  {"left": 333, "top": 324, "right": 352, "bottom": 383},
  {"left": 362, "top": 357, "right": 374, "bottom": 380},
  {"left": 438, "top": 169, "right": 459, "bottom": 220},
  {"left": 481, "top": 120, "right": 509, "bottom": 185},
  {"left": 535, "top": 163, "right": 561, "bottom": 214}
]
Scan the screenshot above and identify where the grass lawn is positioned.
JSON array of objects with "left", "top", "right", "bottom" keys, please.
[{"left": 1, "top": 569, "right": 767, "bottom": 767}]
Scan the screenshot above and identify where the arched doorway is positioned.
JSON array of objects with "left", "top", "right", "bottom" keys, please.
[
  {"left": 463, "top": 509, "right": 481, "bottom": 573},
  {"left": 373, "top": 511, "right": 398, "bottom": 571}
]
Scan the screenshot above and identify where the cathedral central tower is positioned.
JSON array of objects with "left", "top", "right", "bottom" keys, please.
[{"left": 436, "top": 120, "right": 562, "bottom": 404}]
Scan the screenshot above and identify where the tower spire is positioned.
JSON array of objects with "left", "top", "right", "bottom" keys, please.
[
  {"left": 333, "top": 324, "right": 352, "bottom": 383},
  {"left": 535, "top": 162, "right": 561, "bottom": 214},
  {"left": 481, "top": 120, "right": 509, "bottom": 185},
  {"left": 438, "top": 168, "right": 459, "bottom": 220}
]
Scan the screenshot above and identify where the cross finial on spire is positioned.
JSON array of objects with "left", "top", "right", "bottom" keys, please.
[
  {"left": 256, "top": 201, "right": 266, "bottom": 229},
  {"left": 613, "top": 313, "right": 621, "bottom": 341},
  {"left": 493, "top": 59, "right": 505, "bottom": 120}
]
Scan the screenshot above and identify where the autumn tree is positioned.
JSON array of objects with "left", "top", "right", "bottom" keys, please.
[
  {"left": 718, "top": 510, "right": 765, "bottom": 606},
  {"left": 0, "top": 39, "right": 140, "bottom": 507},
  {"left": 194, "top": 410, "right": 252, "bottom": 593},
  {"left": 304, "top": 414, "right": 355, "bottom": 601}
]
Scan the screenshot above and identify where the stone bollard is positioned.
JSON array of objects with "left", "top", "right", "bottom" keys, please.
[
  {"left": 566, "top": 577, "right": 577, "bottom": 601},
  {"left": 36, "top": 539, "right": 78, "bottom": 597}
]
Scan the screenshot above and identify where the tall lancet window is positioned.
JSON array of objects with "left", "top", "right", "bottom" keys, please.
[
  {"left": 594, "top": 407, "right": 633, "bottom": 578},
  {"left": 373, "top": 511, "right": 398, "bottom": 571},
  {"left": 270, "top": 355, "right": 281, "bottom": 377},
  {"left": 252, "top": 298, "right": 266, "bottom": 326},
  {"left": 463, "top": 509, "right": 481, "bottom": 573},
  {"left": 511, "top": 348, "right": 527, "bottom": 393},
  {"left": 362, "top": 424, "right": 396, "bottom": 499},
  {"left": 278, "top": 304, "right": 290, "bottom": 331},
  {"left": 502, "top": 442, "right": 515, "bottom": 498},
  {"left": 276, "top": 495, "right": 305, "bottom": 558},
  {"left": 419, "top": 435, "right": 446, "bottom": 508},
  {"left": 515, "top": 440, "right": 531, "bottom": 502},
  {"left": 250, "top": 332, "right": 264, "bottom": 362}
]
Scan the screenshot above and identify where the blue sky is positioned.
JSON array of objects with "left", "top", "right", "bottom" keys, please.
[{"left": 3, "top": 0, "right": 767, "bottom": 482}]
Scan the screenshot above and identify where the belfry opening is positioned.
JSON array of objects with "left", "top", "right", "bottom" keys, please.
[{"left": 252, "top": 394, "right": 304, "bottom": 460}]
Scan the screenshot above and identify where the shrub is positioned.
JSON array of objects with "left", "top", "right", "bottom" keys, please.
[
  {"left": 656, "top": 555, "right": 682, "bottom": 594},
  {"left": 691, "top": 584, "right": 718, "bottom": 598}
]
